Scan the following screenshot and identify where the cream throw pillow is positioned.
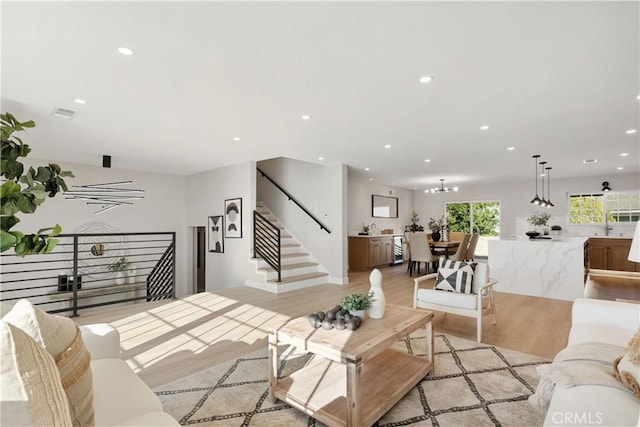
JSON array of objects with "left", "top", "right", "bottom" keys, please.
[
  {"left": 3, "top": 300, "right": 94, "bottom": 426},
  {"left": 0, "top": 320, "right": 72, "bottom": 426}
]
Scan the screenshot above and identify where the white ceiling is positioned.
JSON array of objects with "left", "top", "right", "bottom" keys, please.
[{"left": 2, "top": 1, "right": 639, "bottom": 189}]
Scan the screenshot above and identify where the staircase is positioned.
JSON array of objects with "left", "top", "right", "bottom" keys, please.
[{"left": 248, "top": 203, "right": 329, "bottom": 294}]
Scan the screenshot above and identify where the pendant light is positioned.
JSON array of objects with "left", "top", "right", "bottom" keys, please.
[
  {"left": 539, "top": 161, "right": 548, "bottom": 207},
  {"left": 530, "top": 155, "right": 542, "bottom": 204},
  {"left": 546, "top": 167, "right": 554, "bottom": 207},
  {"left": 426, "top": 178, "right": 459, "bottom": 193}
]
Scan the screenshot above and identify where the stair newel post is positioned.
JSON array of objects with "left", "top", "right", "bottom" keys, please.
[
  {"left": 253, "top": 210, "right": 257, "bottom": 259},
  {"left": 72, "top": 235, "right": 79, "bottom": 317}
]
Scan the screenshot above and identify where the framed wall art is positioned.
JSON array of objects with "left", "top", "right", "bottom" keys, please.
[
  {"left": 224, "top": 198, "right": 242, "bottom": 238},
  {"left": 208, "top": 215, "right": 224, "bottom": 253}
]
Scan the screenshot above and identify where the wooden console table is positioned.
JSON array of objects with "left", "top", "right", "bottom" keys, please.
[{"left": 268, "top": 305, "right": 434, "bottom": 426}]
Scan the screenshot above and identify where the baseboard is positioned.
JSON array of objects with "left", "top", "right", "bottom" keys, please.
[{"left": 329, "top": 276, "right": 349, "bottom": 285}]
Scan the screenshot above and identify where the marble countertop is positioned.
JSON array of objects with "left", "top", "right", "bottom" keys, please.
[
  {"left": 498, "top": 236, "right": 588, "bottom": 243},
  {"left": 349, "top": 234, "right": 403, "bottom": 238}
]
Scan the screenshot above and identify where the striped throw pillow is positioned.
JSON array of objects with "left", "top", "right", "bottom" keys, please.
[{"left": 3, "top": 300, "right": 94, "bottom": 427}]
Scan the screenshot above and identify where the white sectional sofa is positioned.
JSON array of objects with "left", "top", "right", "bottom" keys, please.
[
  {"left": 543, "top": 298, "right": 640, "bottom": 426},
  {"left": 80, "top": 323, "right": 180, "bottom": 426},
  {"left": 1, "top": 299, "right": 179, "bottom": 427}
]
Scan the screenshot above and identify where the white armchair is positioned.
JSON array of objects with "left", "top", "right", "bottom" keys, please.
[{"left": 413, "top": 262, "right": 497, "bottom": 342}]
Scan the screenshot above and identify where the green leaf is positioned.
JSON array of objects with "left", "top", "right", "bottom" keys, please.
[
  {"left": 42, "top": 237, "right": 58, "bottom": 253},
  {"left": 0, "top": 215, "right": 20, "bottom": 232},
  {"left": 57, "top": 177, "right": 69, "bottom": 192},
  {"left": 0, "top": 200, "right": 19, "bottom": 216},
  {"left": 0, "top": 230, "right": 17, "bottom": 252},
  {"left": 35, "top": 166, "right": 51, "bottom": 182},
  {"left": 59, "top": 171, "right": 74, "bottom": 178},
  {"left": 0, "top": 181, "right": 21, "bottom": 198},
  {"left": 50, "top": 224, "right": 62, "bottom": 237},
  {"left": 29, "top": 189, "right": 48, "bottom": 201},
  {"left": 49, "top": 163, "right": 61, "bottom": 174},
  {"left": 35, "top": 226, "right": 54, "bottom": 235},
  {"left": 16, "top": 194, "right": 36, "bottom": 214}
]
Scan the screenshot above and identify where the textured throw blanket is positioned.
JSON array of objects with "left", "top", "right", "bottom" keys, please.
[{"left": 528, "top": 342, "right": 628, "bottom": 414}]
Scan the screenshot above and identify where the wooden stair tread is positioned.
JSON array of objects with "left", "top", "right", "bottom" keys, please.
[
  {"left": 267, "top": 272, "right": 329, "bottom": 284},
  {"left": 258, "top": 262, "right": 318, "bottom": 272}
]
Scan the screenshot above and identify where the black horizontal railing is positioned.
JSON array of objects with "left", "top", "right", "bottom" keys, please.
[
  {"left": 254, "top": 210, "right": 281, "bottom": 282},
  {"left": 0, "top": 231, "right": 176, "bottom": 316},
  {"left": 257, "top": 167, "right": 331, "bottom": 233}
]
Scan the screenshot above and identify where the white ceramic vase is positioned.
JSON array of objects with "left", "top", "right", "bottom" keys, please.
[
  {"left": 115, "top": 271, "right": 126, "bottom": 285},
  {"left": 128, "top": 267, "right": 137, "bottom": 284},
  {"left": 367, "top": 268, "right": 386, "bottom": 319}
]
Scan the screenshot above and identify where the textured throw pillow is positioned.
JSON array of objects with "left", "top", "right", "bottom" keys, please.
[
  {"left": 0, "top": 321, "right": 72, "bottom": 427},
  {"left": 613, "top": 329, "right": 640, "bottom": 398},
  {"left": 2, "top": 300, "right": 94, "bottom": 427},
  {"left": 435, "top": 261, "right": 476, "bottom": 294}
]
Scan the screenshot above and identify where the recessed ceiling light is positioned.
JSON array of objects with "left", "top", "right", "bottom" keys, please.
[
  {"left": 621, "top": 153, "right": 629, "bottom": 156},
  {"left": 318, "top": 157, "right": 324, "bottom": 161},
  {"left": 393, "top": 182, "right": 396, "bottom": 186},
  {"left": 384, "top": 144, "right": 391, "bottom": 149},
  {"left": 424, "top": 159, "right": 431, "bottom": 163},
  {"left": 637, "top": 94, "right": 640, "bottom": 100},
  {"left": 364, "top": 167, "right": 370, "bottom": 171},
  {"left": 583, "top": 159, "right": 598, "bottom": 164},
  {"left": 117, "top": 47, "right": 134, "bottom": 56},
  {"left": 233, "top": 137, "right": 240, "bottom": 141},
  {"left": 617, "top": 166, "right": 624, "bottom": 170},
  {"left": 480, "top": 125, "right": 490, "bottom": 131},
  {"left": 626, "top": 129, "right": 637, "bottom": 134},
  {"left": 74, "top": 98, "right": 86, "bottom": 104},
  {"left": 419, "top": 76, "right": 433, "bottom": 83},
  {"left": 507, "top": 147, "right": 515, "bottom": 151},
  {"left": 301, "top": 114, "right": 311, "bottom": 120},
  {"left": 369, "top": 178, "right": 373, "bottom": 181}
]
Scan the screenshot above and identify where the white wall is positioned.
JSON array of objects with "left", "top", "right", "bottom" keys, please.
[
  {"left": 257, "top": 158, "right": 348, "bottom": 283},
  {"left": 9, "top": 159, "right": 191, "bottom": 296},
  {"left": 413, "top": 172, "right": 640, "bottom": 238},
  {"left": 347, "top": 172, "right": 415, "bottom": 235},
  {"left": 186, "top": 162, "right": 256, "bottom": 290}
]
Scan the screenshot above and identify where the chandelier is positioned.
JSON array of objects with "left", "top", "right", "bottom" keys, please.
[
  {"left": 426, "top": 178, "right": 459, "bottom": 194},
  {"left": 65, "top": 180, "right": 145, "bottom": 215}
]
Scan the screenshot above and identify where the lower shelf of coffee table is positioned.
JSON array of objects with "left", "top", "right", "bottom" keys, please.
[{"left": 274, "top": 348, "right": 431, "bottom": 427}]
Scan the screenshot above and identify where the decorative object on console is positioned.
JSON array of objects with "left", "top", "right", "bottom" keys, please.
[
  {"left": 208, "top": 216, "right": 224, "bottom": 253},
  {"left": 628, "top": 222, "right": 640, "bottom": 263},
  {"left": 426, "top": 178, "right": 459, "bottom": 194},
  {"left": 526, "top": 231, "right": 541, "bottom": 239},
  {"left": 428, "top": 216, "right": 446, "bottom": 242},
  {"left": 224, "top": 198, "right": 242, "bottom": 238},
  {"left": 551, "top": 225, "right": 562, "bottom": 236},
  {"left": 107, "top": 257, "right": 130, "bottom": 285},
  {"left": 409, "top": 211, "right": 424, "bottom": 232},
  {"left": 65, "top": 180, "right": 145, "bottom": 215},
  {"left": 367, "top": 269, "right": 386, "bottom": 319}
]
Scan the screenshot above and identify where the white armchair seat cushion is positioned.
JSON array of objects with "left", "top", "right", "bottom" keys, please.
[
  {"left": 417, "top": 288, "right": 479, "bottom": 310},
  {"left": 92, "top": 359, "right": 164, "bottom": 426},
  {"left": 80, "top": 323, "right": 121, "bottom": 360}
]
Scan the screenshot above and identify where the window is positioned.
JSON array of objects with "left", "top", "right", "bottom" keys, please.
[
  {"left": 445, "top": 201, "right": 500, "bottom": 257},
  {"left": 569, "top": 192, "right": 640, "bottom": 224}
]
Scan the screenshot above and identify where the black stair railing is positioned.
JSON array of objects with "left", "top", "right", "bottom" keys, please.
[
  {"left": 0, "top": 231, "right": 176, "bottom": 316},
  {"left": 253, "top": 210, "right": 281, "bottom": 282},
  {"left": 257, "top": 167, "right": 331, "bottom": 234}
]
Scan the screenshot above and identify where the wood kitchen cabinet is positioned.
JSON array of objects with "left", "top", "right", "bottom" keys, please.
[
  {"left": 589, "top": 238, "right": 638, "bottom": 272},
  {"left": 348, "top": 236, "right": 394, "bottom": 271}
]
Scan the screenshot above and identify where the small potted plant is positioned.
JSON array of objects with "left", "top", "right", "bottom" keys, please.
[
  {"left": 409, "top": 211, "right": 424, "bottom": 232},
  {"left": 340, "top": 291, "right": 375, "bottom": 321},
  {"left": 428, "top": 216, "right": 445, "bottom": 241},
  {"left": 527, "top": 211, "right": 551, "bottom": 236},
  {"left": 107, "top": 257, "right": 130, "bottom": 285},
  {"left": 551, "top": 225, "right": 562, "bottom": 236}
]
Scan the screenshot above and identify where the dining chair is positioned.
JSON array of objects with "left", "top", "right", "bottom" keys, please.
[
  {"left": 448, "top": 231, "right": 465, "bottom": 242},
  {"left": 413, "top": 262, "right": 497, "bottom": 342},
  {"left": 466, "top": 233, "right": 480, "bottom": 261},
  {"left": 447, "top": 233, "right": 471, "bottom": 262},
  {"left": 408, "top": 232, "right": 439, "bottom": 277}
]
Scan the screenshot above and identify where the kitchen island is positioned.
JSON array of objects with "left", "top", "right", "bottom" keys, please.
[{"left": 488, "top": 237, "right": 589, "bottom": 301}]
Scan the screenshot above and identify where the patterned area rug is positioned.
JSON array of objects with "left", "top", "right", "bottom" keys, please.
[{"left": 154, "top": 332, "right": 549, "bottom": 426}]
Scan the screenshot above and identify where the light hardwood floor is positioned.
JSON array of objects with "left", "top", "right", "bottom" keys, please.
[{"left": 76, "top": 264, "right": 573, "bottom": 388}]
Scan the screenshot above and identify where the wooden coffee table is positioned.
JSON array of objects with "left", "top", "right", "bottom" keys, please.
[{"left": 268, "top": 304, "right": 434, "bottom": 426}]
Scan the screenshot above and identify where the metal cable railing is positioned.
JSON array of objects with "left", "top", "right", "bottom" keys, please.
[
  {"left": 253, "top": 210, "right": 281, "bottom": 282},
  {"left": 0, "top": 231, "right": 176, "bottom": 316}
]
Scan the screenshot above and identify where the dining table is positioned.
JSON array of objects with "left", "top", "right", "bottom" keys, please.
[{"left": 429, "top": 240, "right": 460, "bottom": 258}]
